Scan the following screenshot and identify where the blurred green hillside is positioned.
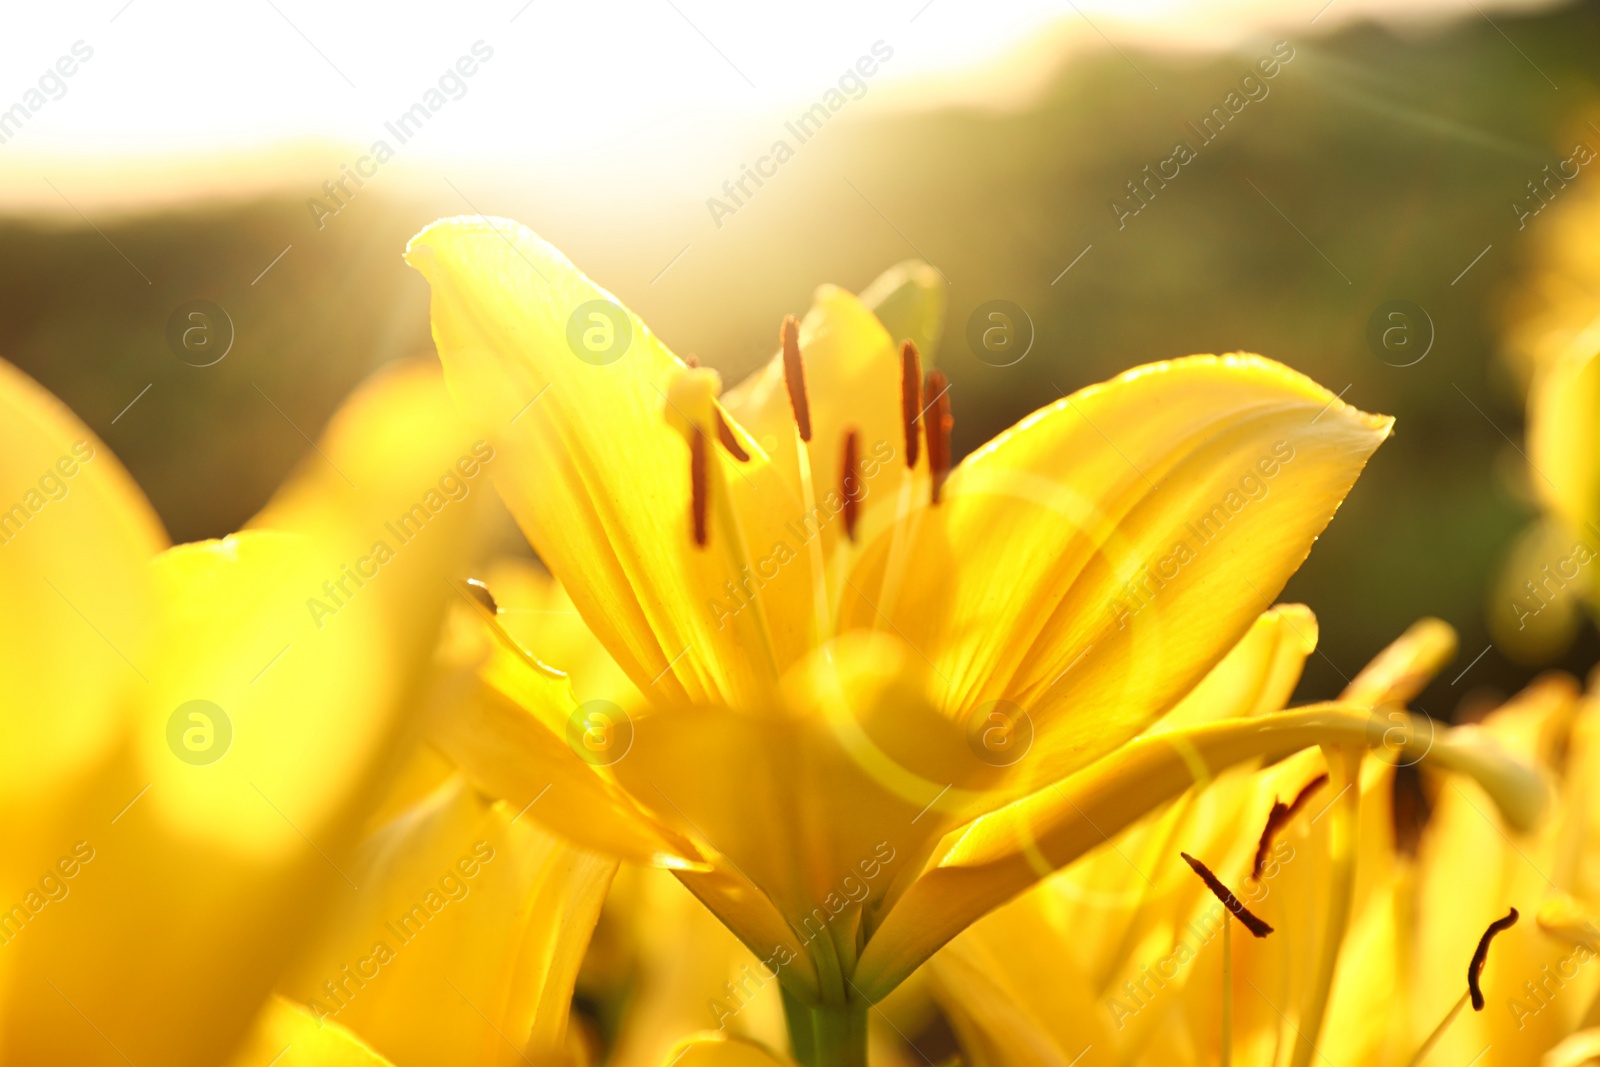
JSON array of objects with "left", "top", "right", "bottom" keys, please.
[{"left": 3, "top": 1, "right": 1598, "bottom": 717}]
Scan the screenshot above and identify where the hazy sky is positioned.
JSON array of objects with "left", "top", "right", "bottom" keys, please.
[{"left": 0, "top": 0, "right": 1569, "bottom": 208}]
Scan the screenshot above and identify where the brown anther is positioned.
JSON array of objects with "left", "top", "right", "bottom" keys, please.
[
  {"left": 781, "top": 315, "right": 813, "bottom": 442},
  {"left": 1251, "top": 773, "right": 1329, "bottom": 880},
  {"left": 463, "top": 578, "right": 498, "bottom": 616},
  {"left": 684, "top": 354, "right": 700, "bottom": 368},
  {"left": 924, "top": 369, "right": 953, "bottom": 504},
  {"left": 690, "top": 431, "right": 709, "bottom": 549},
  {"left": 900, "top": 340, "right": 923, "bottom": 469},
  {"left": 1469, "top": 907, "right": 1518, "bottom": 1010},
  {"left": 842, "top": 429, "right": 862, "bottom": 542},
  {"left": 1180, "top": 852, "right": 1274, "bottom": 938},
  {"left": 716, "top": 410, "right": 750, "bottom": 462}
]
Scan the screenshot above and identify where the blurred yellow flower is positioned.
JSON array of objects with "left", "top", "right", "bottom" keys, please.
[
  {"left": 0, "top": 357, "right": 490, "bottom": 1065},
  {"left": 1496, "top": 156, "right": 1600, "bottom": 662},
  {"left": 403, "top": 216, "right": 1534, "bottom": 1064},
  {"left": 933, "top": 618, "right": 1600, "bottom": 1067}
]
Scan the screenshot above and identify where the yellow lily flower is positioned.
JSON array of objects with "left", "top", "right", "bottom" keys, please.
[
  {"left": 403, "top": 216, "right": 1533, "bottom": 1064},
  {"left": 932, "top": 618, "right": 1594, "bottom": 1067},
  {"left": 0, "top": 356, "right": 490, "bottom": 1065}
]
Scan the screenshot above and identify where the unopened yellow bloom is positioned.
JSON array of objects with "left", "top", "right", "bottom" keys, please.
[
  {"left": 403, "top": 216, "right": 1532, "bottom": 1063},
  {"left": 0, "top": 358, "right": 488, "bottom": 1065}
]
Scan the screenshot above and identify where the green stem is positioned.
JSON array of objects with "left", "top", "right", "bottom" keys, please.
[{"left": 782, "top": 984, "right": 870, "bottom": 1067}]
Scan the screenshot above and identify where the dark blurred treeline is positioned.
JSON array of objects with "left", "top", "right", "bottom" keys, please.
[{"left": 2, "top": 0, "right": 1598, "bottom": 716}]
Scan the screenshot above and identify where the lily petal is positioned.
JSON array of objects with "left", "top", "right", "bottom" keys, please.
[
  {"left": 1340, "top": 616, "right": 1457, "bottom": 708},
  {"left": 853, "top": 705, "right": 1542, "bottom": 1000},
  {"left": 857, "top": 259, "right": 945, "bottom": 368},
  {"left": 228, "top": 996, "right": 394, "bottom": 1067},
  {"left": 611, "top": 631, "right": 999, "bottom": 949},
  {"left": 0, "top": 358, "right": 165, "bottom": 883},
  {"left": 661, "top": 1034, "right": 792, "bottom": 1067},
  {"left": 279, "top": 777, "right": 616, "bottom": 1067},
  {"left": 1146, "top": 603, "right": 1318, "bottom": 735},
  {"left": 406, "top": 217, "right": 812, "bottom": 705},
  {"left": 838, "top": 354, "right": 1393, "bottom": 791},
  {"left": 425, "top": 623, "right": 704, "bottom": 868}
]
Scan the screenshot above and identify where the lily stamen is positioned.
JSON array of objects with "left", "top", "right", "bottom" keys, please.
[
  {"left": 1406, "top": 907, "right": 1519, "bottom": 1066},
  {"left": 925, "top": 369, "right": 953, "bottom": 504},
  {"left": 901, "top": 340, "right": 922, "bottom": 469},
  {"left": 1470, "top": 907, "right": 1519, "bottom": 1010},
  {"left": 1180, "top": 852, "right": 1274, "bottom": 937},
  {"left": 690, "top": 430, "right": 709, "bottom": 548},
  {"left": 1251, "top": 772, "right": 1329, "bottom": 880},
  {"left": 781, "top": 315, "right": 813, "bottom": 442},
  {"left": 842, "top": 429, "right": 862, "bottom": 542}
]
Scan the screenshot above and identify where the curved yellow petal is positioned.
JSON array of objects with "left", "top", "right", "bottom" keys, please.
[
  {"left": 930, "top": 607, "right": 1323, "bottom": 1065},
  {"left": 405, "top": 217, "right": 813, "bottom": 705},
  {"left": 482, "top": 557, "right": 643, "bottom": 708},
  {"left": 858, "top": 259, "right": 945, "bottom": 366},
  {"left": 662, "top": 1034, "right": 792, "bottom": 1067},
  {"left": 596, "top": 867, "right": 791, "bottom": 1067},
  {"left": 1339, "top": 616, "right": 1458, "bottom": 707},
  {"left": 425, "top": 635, "right": 703, "bottom": 868},
  {"left": 934, "top": 731, "right": 1403, "bottom": 1067},
  {"left": 280, "top": 777, "right": 616, "bottom": 1067},
  {"left": 1543, "top": 1029, "right": 1600, "bottom": 1067},
  {"left": 611, "top": 631, "right": 998, "bottom": 958},
  {"left": 228, "top": 996, "right": 394, "bottom": 1067},
  {"left": 1147, "top": 603, "right": 1318, "bottom": 735},
  {"left": 838, "top": 354, "right": 1393, "bottom": 792},
  {"left": 0, "top": 358, "right": 165, "bottom": 873},
  {"left": 932, "top": 894, "right": 1118, "bottom": 1067},
  {"left": 854, "top": 705, "right": 1542, "bottom": 1000},
  {"left": 0, "top": 362, "right": 489, "bottom": 1065}
]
